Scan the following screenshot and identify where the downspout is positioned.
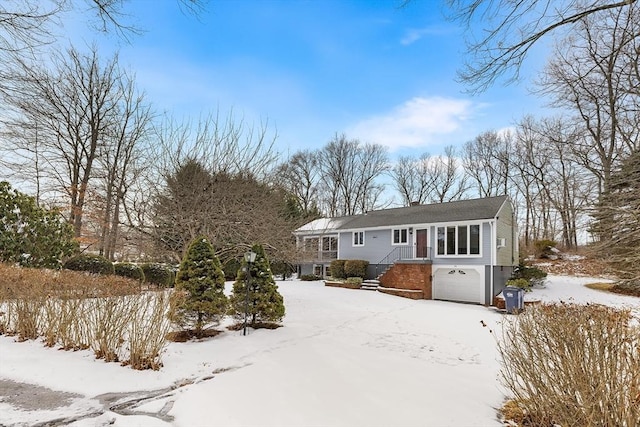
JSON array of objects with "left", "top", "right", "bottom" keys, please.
[{"left": 489, "top": 219, "right": 496, "bottom": 304}]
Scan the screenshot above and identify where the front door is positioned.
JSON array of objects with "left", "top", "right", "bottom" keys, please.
[{"left": 416, "top": 229, "right": 428, "bottom": 258}]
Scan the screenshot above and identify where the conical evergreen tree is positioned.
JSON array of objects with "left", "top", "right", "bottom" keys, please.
[
  {"left": 230, "top": 244, "right": 285, "bottom": 327},
  {"left": 173, "top": 236, "right": 228, "bottom": 333}
]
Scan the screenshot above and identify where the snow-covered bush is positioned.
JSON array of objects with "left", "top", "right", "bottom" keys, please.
[
  {"left": 511, "top": 263, "right": 547, "bottom": 288},
  {"left": 229, "top": 244, "right": 285, "bottom": 327},
  {"left": 172, "top": 236, "right": 228, "bottom": 334},
  {"left": 533, "top": 239, "right": 557, "bottom": 259},
  {"left": 0, "top": 181, "right": 77, "bottom": 268}
]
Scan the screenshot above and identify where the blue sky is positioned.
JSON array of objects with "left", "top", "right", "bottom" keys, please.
[{"left": 63, "top": 0, "right": 549, "bottom": 159}]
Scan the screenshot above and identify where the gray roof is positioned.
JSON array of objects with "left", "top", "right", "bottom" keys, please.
[{"left": 295, "top": 196, "right": 508, "bottom": 234}]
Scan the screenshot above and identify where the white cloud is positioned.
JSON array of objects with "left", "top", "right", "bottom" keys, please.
[
  {"left": 401, "top": 25, "right": 453, "bottom": 45},
  {"left": 346, "top": 97, "right": 475, "bottom": 151}
]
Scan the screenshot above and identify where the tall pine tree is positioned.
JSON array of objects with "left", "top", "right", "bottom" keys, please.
[
  {"left": 593, "top": 149, "right": 640, "bottom": 289},
  {"left": 173, "top": 236, "right": 228, "bottom": 333},
  {"left": 230, "top": 244, "right": 285, "bottom": 328}
]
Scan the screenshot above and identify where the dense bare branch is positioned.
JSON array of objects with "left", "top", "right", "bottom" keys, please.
[{"left": 445, "top": 0, "right": 638, "bottom": 92}]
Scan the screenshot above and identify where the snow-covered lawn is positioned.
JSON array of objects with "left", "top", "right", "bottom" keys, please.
[{"left": 0, "top": 275, "right": 638, "bottom": 426}]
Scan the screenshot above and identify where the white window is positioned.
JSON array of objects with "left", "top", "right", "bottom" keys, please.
[
  {"left": 353, "top": 231, "right": 364, "bottom": 246},
  {"left": 321, "top": 236, "right": 338, "bottom": 260},
  {"left": 392, "top": 228, "right": 409, "bottom": 245},
  {"left": 436, "top": 224, "right": 481, "bottom": 256}
]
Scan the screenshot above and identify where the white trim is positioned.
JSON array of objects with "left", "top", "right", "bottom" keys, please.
[
  {"left": 391, "top": 228, "right": 409, "bottom": 245},
  {"left": 352, "top": 231, "right": 365, "bottom": 247},
  {"left": 434, "top": 223, "right": 483, "bottom": 258}
]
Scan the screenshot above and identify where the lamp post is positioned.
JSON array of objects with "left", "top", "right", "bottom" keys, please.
[{"left": 243, "top": 250, "right": 257, "bottom": 336}]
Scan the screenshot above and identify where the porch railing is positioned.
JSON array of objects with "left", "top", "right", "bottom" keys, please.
[
  {"left": 299, "top": 250, "right": 338, "bottom": 263},
  {"left": 374, "top": 245, "right": 432, "bottom": 278}
]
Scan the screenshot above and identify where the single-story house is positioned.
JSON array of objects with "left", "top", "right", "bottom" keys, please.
[{"left": 293, "top": 195, "right": 518, "bottom": 305}]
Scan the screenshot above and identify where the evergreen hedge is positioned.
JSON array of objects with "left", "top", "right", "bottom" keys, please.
[
  {"left": 141, "top": 263, "right": 175, "bottom": 287},
  {"left": 344, "top": 259, "right": 368, "bottom": 279},
  {"left": 63, "top": 254, "right": 114, "bottom": 275},
  {"left": 114, "top": 262, "right": 145, "bottom": 283}
]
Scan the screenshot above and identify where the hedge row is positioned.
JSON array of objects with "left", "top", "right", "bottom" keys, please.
[
  {"left": 329, "top": 259, "right": 369, "bottom": 279},
  {"left": 62, "top": 255, "right": 175, "bottom": 287}
]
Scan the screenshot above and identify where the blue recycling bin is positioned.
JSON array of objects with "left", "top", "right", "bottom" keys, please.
[{"left": 503, "top": 286, "right": 524, "bottom": 313}]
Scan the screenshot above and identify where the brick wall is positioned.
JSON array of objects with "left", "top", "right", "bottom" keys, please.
[{"left": 379, "top": 262, "right": 432, "bottom": 299}]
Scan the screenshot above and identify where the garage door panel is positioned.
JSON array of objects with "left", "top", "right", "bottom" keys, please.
[{"left": 433, "top": 267, "right": 484, "bottom": 304}]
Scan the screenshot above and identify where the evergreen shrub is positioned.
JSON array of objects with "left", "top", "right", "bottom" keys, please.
[
  {"left": 533, "top": 239, "right": 557, "bottom": 259},
  {"left": 506, "top": 278, "right": 532, "bottom": 292},
  {"left": 299, "top": 274, "right": 322, "bottom": 281},
  {"left": 172, "top": 236, "right": 228, "bottom": 332},
  {"left": 229, "top": 244, "right": 285, "bottom": 326},
  {"left": 329, "top": 259, "right": 346, "bottom": 279},
  {"left": 0, "top": 181, "right": 77, "bottom": 268},
  {"left": 114, "top": 262, "right": 145, "bottom": 283},
  {"left": 345, "top": 277, "right": 363, "bottom": 286},
  {"left": 141, "top": 263, "right": 175, "bottom": 287},
  {"left": 271, "top": 260, "right": 295, "bottom": 279},
  {"left": 63, "top": 254, "right": 114, "bottom": 275},
  {"left": 344, "top": 259, "right": 368, "bottom": 279},
  {"left": 512, "top": 263, "right": 547, "bottom": 287},
  {"left": 223, "top": 258, "right": 241, "bottom": 280}
]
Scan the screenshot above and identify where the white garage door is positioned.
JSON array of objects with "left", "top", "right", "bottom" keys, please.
[{"left": 433, "top": 267, "right": 484, "bottom": 304}]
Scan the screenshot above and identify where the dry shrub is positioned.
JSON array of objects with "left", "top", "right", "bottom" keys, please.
[
  {"left": 498, "top": 303, "right": 640, "bottom": 426},
  {"left": 90, "top": 296, "right": 132, "bottom": 362},
  {"left": 14, "top": 298, "right": 44, "bottom": 341},
  {"left": 0, "top": 263, "right": 173, "bottom": 370},
  {"left": 125, "top": 291, "right": 173, "bottom": 370}
]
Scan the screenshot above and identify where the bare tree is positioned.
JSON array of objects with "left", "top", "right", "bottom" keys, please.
[
  {"left": 444, "top": 0, "right": 638, "bottom": 92},
  {"left": 152, "top": 112, "right": 279, "bottom": 182},
  {"left": 391, "top": 154, "right": 428, "bottom": 206},
  {"left": 277, "top": 150, "right": 321, "bottom": 216},
  {"left": 0, "top": 0, "right": 206, "bottom": 51},
  {"left": 537, "top": 3, "right": 640, "bottom": 196},
  {"left": 462, "top": 130, "right": 513, "bottom": 198},
  {"left": 514, "top": 116, "right": 593, "bottom": 248},
  {"left": 391, "top": 146, "right": 468, "bottom": 206},
  {"left": 95, "top": 77, "right": 153, "bottom": 260},
  {"left": 429, "top": 145, "right": 469, "bottom": 203},
  {"left": 0, "top": 1, "right": 63, "bottom": 54},
  {"left": 318, "top": 134, "right": 388, "bottom": 216},
  {"left": 2, "top": 46, "right": 129, "bottom": 238}
]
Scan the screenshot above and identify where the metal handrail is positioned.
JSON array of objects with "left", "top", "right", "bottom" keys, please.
[
  {"left": 375, "top": 245, "right": 431, "bottom": 278},
  {"left": 376, "top": 245, "right": 431, "bottom": 276}
]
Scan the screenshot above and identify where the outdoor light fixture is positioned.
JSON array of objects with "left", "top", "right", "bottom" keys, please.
[
  {"left": 244, "top": 251, "right": 257, "bottom": 263},
  {"left": 243, "top": 250, "right": 257, "bottom": 336},
  {"left": 408, "top": 227, "right": 413, "bottom": 235}
]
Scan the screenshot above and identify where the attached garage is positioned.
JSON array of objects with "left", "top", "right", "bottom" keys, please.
[{"left": 432, "top": 266, "right": 485, "bottom": 304}]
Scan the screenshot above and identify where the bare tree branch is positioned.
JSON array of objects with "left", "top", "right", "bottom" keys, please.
[{"left": 444, "top": 0, "right": 638, "bottom": 92}]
